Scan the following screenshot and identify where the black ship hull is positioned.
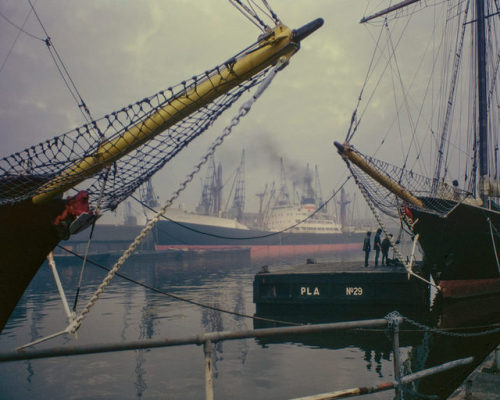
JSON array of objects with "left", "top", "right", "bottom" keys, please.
[
  {"left": 155, "top": 220, "right": 364, "bottom": 261},
  {"left": 0, "top": 199, "right": 65, "bottom": 332},
  {"left": 410, "top": 198, "right": 500, "bottom": 282}
]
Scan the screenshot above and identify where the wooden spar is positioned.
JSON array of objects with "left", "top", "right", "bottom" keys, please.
[
  {"left": 360, "top": 0, "right": 420, "bottom": 24},
  {"left": 334, "top": 142, "right": 424, "bottom": 208},
  {"left": 32, "top": 19, "right": 324, "bottom": 204}
]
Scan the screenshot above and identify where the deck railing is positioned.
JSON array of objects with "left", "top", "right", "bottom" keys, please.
[{"left": 0, "top": 315, "right": 473, "bottom": 399}]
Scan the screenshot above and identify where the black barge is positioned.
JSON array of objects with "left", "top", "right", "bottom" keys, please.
[{"left": 253, "top": 260, "right": 430, "bottom": 315}]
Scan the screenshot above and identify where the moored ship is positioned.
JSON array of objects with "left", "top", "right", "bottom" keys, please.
[
  {"left": 154, "top": 213, "right": 363, "bottom": 262},
  {"left": 0, "top": 7, "right": 324, "bottom": 331},
  {"left": 154, "top": 161, "right": 364, "bottom": 261},
  {"left": 334, "top": 0, "right": 500, "bottom": 298}
]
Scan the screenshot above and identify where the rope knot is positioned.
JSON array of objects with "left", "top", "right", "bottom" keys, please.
[{"left": 384, "top": 310, "right": 401, "bottom": 328}]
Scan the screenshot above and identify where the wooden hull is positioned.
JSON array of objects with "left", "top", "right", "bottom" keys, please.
[
  {"left": 0, "top": 199, "right": 64, "bottom": 332},
  {"left": 410, "top": 199, "right": 500, "bottom": 281}
]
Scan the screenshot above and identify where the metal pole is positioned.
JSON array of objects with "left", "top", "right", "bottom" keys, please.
[
  {"left": 47, "top": 252, "right": 74, "bottom": 323},
  {"left": 1, "top": 318, "right": 396, "bottom": 362},
  {"left": 392, "top": 320, "right": 402, "bottom": 400},
  {"left": 290, "top": 356, "right": 474, "bottom": 400},
  {"left": 465, "top": 378, "right": 473, "bottom": 400},
  {"left": 494, "top": 346, "right": 500, "bottom": 372},
  {"left": 204, "top": 340, "right": 214, "bottom": 400}
]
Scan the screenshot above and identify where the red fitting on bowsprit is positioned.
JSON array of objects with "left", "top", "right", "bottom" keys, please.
[{"left": 54, "top": 191, "right": 90, "bottom": 226}]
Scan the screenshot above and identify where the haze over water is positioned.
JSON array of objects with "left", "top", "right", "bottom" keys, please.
[{"left": 0, "top": 254, "right": 499, "bottom": 399}]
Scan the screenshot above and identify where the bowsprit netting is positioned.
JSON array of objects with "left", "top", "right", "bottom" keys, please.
[
  {"left": 345, "top": 146, "right": 476, "bottom": 218},
  {"left": 0, "top": 64, "right": 271, "bottom": 211}
]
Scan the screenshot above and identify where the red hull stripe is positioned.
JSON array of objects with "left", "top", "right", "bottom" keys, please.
[
  {"left": 155, "top": 243, "right": 362, "bottom": 260},
  {"left": 440, "top": 278, "right": 500, "bottom": 299}
]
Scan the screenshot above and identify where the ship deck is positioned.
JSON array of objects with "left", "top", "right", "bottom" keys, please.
[{"left": 265, "top": 260, "right": 409, "bottom": 274}]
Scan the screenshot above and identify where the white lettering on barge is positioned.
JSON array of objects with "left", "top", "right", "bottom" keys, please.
[
  {"left": 300, "top": 287, "right": 320, "bottom": 296},
  {"left": 345, "top": 287, "right": 363, "bottom": 296}
]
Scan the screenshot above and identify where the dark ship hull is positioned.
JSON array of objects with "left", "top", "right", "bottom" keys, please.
[
  {"left": 154, "top": 220, "right": 364, "bottom": 261},
  {"left": 409, "top": 198, "right": 500, "bottom": 297},
  {"left": 0, "top": 199, "right": 65, "bottom": 332}
]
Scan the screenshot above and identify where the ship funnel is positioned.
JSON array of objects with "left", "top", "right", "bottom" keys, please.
[{"left": 293, "top": 18, "right": 324, "bottom": 42}]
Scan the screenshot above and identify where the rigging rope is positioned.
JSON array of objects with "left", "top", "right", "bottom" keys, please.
[
  {"left": 341, "top": 145, "right": 476, "bottom": 218},
  {"left": 28, "top": 0, "right": 95, "bottom": 124},
  {"left": 347, "top": 162, "right": 439, "bottom": 289},
  {"left": 260, "top": 0, "right": 281, "bottom": 25},
  {"left": 487, "top": 216, "right": 500, "bottom": 275},
  {"left": 22, "top": 0, "right": 112, "bottom": 310},
  {"left": 0, "top": 7, "right": 44, "bottom": 42},
  {"left": 228, "top": 0, "right": 272, "bottom": 31},
  {"left": 433, "top": 1, "right": 470, "bottom": 188},
  {"left": 399, "top": 312, "right": 500, "bottom": 338},
  {"left": 345, "top": 20, "right": 386, "bottom": 143},
  {"left": 131, "top": 176, "right": 351, "bottom": 242},
  {"left": 0, "top": 5, "right": 41, "bottom": 75},
  {"left": 57, "top": 245, "right": 299, "bottom": 327},
  {"left": 72, "top": 167, "right": 112, "bottom": 312},
  {"left": 0, "top": 50, "right": 273, "bottom": 210},
  {"left": 68, "top": 57, "right": 289, "bottom": 335},
  {"left": 16, "top": 57, "right": 290, "bottom": 350}
]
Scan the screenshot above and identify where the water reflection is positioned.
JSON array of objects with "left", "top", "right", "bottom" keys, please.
[
  {"left": 254, "top": 296, "right": 500, "bottom": 400},
  {"left": 411, "top": 295, "right": 500, "bottom": 399},
  {"left": 254, "top": 294, "right": 500, "bottom": 399},
  {"left": 0, "top": 256, "right": 499, "bottom": 400},
  {"left": 254, "top": 307, "right": 425, "bottom": 384}
]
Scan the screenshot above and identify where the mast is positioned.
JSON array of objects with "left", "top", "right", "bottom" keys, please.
[
  {"left": 215, "top": 162, "right": 223, "bottom": 216},
  {"left": 433, "top": 2, "right": 470, "bottom": 191},
  {"left": 314, "top": 165, "right": 324, "bottom": 210},
  {"left": 230, "top": 150, "right": 246, "bottom": 220},
  {"left": 197, "top": 156, "right": 217, "bottom": 215},
  {"left": 338, "top": 188, "right": 351, "bottom": 230},
  {"left": 358, "top": 1, "right": 490, "bottom": 204},
  {"left": 276, "top": 158, "right": 291, "bottom": 206},
  {"left": 302, "top": 164, "right": 315, "bottom": 204},
  {"left": 140, "top": 179, "right": 159, "bottom": 208},
  {"left": 476, "top": 0, "right": 489, "bottom": 203},
  {"left": 256, "top": 184, "right": 267, "bottom": 227}
]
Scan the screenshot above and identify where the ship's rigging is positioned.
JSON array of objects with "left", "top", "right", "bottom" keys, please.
[
  {"left": 192, "top": 154, "right": 343, "bottom": 230},
  {"left": 341, "top": 0, "right": 500, "bottom": 214},
  {"left": 194, "top": 150, "right": 246, "bottom": 220},
  {"left": 0, "top": 0, "right": 324, "bottom": 333},
  {"left": 336, "top": 0, "right": 500, "bottom": 286}
]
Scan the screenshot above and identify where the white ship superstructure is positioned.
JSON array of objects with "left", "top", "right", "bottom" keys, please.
[
  {"left": 266, "top": 202, "right": 342, "bottom": 233},
  {"left": 164, "top": 208, "right": 250, "bottom": 230}
]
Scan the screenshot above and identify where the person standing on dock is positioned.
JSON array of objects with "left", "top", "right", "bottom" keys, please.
[
  {"left": 381, "top": 234, "right": 392, "bottom": 266},
  {"left": 363, "top": 231, "right": 371, "bottom": 267},
  {"left": 374, "top": 228, "right": 382, "bottom": 267}
]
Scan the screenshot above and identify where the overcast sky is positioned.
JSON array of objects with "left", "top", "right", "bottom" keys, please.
[{"left": 0, "top": 1, "right": 465, "bottom": 223}]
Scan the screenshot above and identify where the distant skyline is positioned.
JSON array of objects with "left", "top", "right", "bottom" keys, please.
[{"left": 0, "top": 1, "right": 447, "bottom": 223}]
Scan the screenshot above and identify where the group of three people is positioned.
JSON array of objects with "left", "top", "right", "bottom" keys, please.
[{"left": 362, "top": 229, "right": 392, "bottom": 267}]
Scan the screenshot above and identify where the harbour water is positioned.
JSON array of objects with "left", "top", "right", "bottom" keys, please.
[{"left": 0, "top": 253, "right": 499, "bottom": 399}]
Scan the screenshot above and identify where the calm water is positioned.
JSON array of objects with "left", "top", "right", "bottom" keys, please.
[{"left": 1, "top": 253, "right": 499, "bottom": 399}]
